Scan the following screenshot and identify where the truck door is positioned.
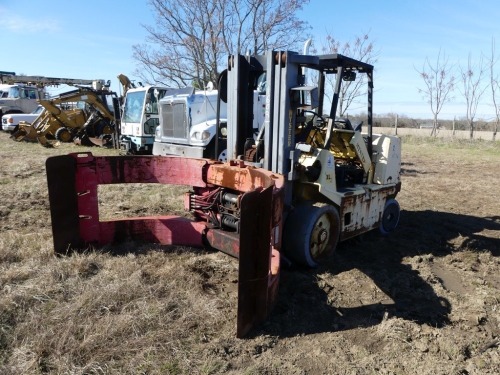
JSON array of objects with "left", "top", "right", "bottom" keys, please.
[{"left": 20, "top": 87, "right": 39, "bottom": 113}]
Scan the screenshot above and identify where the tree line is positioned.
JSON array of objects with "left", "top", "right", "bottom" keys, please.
[{"left": 416, "top": 41, "right": 500, "bottom": 141}]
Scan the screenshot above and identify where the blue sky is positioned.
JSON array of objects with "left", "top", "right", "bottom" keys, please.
[{"left": 2, "top": 0, "right": 500, "bottom": 120}]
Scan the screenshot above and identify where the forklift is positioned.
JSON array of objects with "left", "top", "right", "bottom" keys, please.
[
  {"left": 216, "top": 51, "right": 401, "bottom": 267},
  {"left": 45, "top": 50, "right": 401, "bottom": 337}
]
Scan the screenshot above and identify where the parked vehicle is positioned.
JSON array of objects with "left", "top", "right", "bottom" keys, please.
[
  {"left": 0, "top": 83, "right": 44, "bottom": 119},
  {"left": 119, "top": 84, "right": 170, "bottom": 154},
  {"left": 12, "top": 87, "right": 120, "bottom": 147},
  {"left": 2, "top": 105, "right": 44, "bottom": 132},
  {"left": 152, "top": 86, "right": 266, "bottom": 161},
  {"left": 46, "top": 50, "right": 401, "bottom": 338}
]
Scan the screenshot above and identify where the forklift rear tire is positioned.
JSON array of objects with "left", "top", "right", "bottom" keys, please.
[
  {"left": 283, "top": 202, "right": 340, "bottom": 267},
  {"left": 379, "top": 198, "right": 400, "bottom": 235}
]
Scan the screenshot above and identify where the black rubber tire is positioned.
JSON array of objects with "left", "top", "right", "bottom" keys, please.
[
  {"left": 283, "top": 202, "right": 340, "bottom": 267},
  {"left": 204, "top": 138, "right": 227, "bottom": 161},
  {"left": 379, "top": 198, "right": 400, "bottom": 235},
  {"left": 54, "top": 127, "right": 72, "bottom": 142}
]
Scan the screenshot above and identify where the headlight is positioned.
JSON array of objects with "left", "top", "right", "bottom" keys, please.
[
  {"left": 192, "top": 131, "right": 211, "bottom": 141},
  {"left": 8, "top": 118, "right": 14, "bottom": 124}
]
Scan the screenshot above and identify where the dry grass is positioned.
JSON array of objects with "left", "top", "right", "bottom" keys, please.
[
  {"left": 0, "top": 131, "right": 499, "bottom": 374},
  {"left": 98, "top": 183, "right": 188, "bottom": 221},
  {"left": 0, "top": 133, "right": 238, "bottom": 374},
  {"left": 0, "top": 239, "right": 238, "bottom": 374}
]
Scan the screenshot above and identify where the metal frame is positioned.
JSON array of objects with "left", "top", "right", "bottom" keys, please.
[{"left": 46, "top": 152, "right": 284, "bottom": 338}]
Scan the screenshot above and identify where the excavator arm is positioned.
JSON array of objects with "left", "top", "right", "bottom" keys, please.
[
  {"left": 41, "top": 88, "right": 116, "bottom": 121},
  {"left": 117, "top": 73, "right": 135, "bottom": 96}
]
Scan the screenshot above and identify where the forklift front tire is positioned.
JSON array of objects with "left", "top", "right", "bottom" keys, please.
[{"left": 283, "top": 202, "right": 340, "bottom": 268}]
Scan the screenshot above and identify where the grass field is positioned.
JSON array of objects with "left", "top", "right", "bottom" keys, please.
[{"left": 0, "top": 131, "right": 499, "bottom": 374}]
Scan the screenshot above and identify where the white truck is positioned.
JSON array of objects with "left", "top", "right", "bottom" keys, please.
[
  {"left": 152, "top": 87, "right": 266, "bottom": 161},
  {"left": 119, "top": 85, "right": 170, "bottom": 154},
  {"left": 1, "top": 105, "right": 44, "bottom": 132},
  {"left": 0, "top": 83, "right": 45, "bottom": 119}
]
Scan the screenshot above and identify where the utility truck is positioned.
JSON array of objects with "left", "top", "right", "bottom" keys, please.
[
  {"left": 0, "top": 82, "right": 45, "bottom": 119},
  {"left": 46, "top": 50, "right": 401, "bottom": 338}
]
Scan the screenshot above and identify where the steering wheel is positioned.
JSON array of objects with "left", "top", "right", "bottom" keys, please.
[{"left": 303, "top": 110, "right": 326, "bottom": 129}]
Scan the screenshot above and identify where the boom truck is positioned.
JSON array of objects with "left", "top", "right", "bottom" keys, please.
[
  {"left": 0, "top": 71, "right": 107, "bottom": 119},
  {"left": 45, "top": 50, "right": 401, "bottom": 337}
]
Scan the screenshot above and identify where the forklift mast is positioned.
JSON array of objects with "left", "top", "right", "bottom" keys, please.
[{"left": 222, "top": 51, "right": 375, "bottom": 206}]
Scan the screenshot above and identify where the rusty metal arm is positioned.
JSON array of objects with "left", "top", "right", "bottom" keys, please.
[{"left": 46, "top": 153, "right": 284, "bottom": 337}]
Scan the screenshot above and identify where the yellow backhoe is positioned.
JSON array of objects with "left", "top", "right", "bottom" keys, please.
[{"left": 12, "top": 87, "right": 120, "bottom": 147}]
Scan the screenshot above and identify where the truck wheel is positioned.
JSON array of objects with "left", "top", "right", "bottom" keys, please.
[
  {"left": 217, "top": 149, "right": 228, "bottom": 162},
  {"left": 54, "top": 127, "right": 73, "bottom": 142},
  {"left": 205, "top": 138, "right": 227, "bottom": 161},
  {"left": 379, "top": 198, "right": 400, "bottom": 235},
  {"left": 283, "top": 202, "right": 340, "bottom": 267}
]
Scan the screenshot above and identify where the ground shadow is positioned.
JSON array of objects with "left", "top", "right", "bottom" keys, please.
[
  {"left": 400, "top": 161, "right": 435, "bottom": 176},
  {"left": 253, "top": 210, "right": 500, "bottom": 338}
]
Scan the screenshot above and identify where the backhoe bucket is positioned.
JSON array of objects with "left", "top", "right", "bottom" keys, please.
[
  {"left": 46, "top": 153, "right": 284, "bottom": 337},
  {"left": 11, "top": 124, "right": 38, "bottom": 142}
]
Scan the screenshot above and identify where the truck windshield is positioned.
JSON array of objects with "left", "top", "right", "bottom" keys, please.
[
  {"left": 123, "top": 91, "right": 146, "bottom": 123},
  {"left": 8, "top": 87, "right": 20, "bottom": 98}
]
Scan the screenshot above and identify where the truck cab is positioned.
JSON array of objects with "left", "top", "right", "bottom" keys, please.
[
  {"left": 0, "top": 84, "right": 44, "bottom": 118},
  {"left": 119, "top": 85, "right": 169, "bottom": 154},
  {"left": 152, "top": 87, "right": 266, "bottom": 161}
]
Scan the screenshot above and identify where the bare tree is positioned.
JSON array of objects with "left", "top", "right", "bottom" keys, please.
[
  {"left": 488, "top": 38, "right": 500, "bottom": 141},
  {"left": 132, "top": 0, "right": 310, "bottom": 88},
  {"left": 459, "top": 53, "right": 487, "bottom": 139},
  {"left": 417, "top": 50, "right": 455, "bottom": 136},
  {"left": 318, "top": 33, "right": 378, "bottom": 116}
]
